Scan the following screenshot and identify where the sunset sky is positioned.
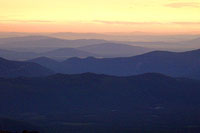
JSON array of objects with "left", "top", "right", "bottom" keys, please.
[{"left": 0, "top": 0, "right": 200, "bottom": 33}]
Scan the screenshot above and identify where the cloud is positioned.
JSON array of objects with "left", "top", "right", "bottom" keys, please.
[
  {"left": 94, "top": 20, "right": 163, "bottom": 25},
  {"left": 0, "top": 20, "right": 55, "bottom": 23},
  {"left": 173, "top": 22, "right": 200, "bottom": 25},
  {"left": 165, "top": 2, "right": 200, "bottom": 8},
  {"left": 94, "top": 20, "right": 200, "bottom": 25}
]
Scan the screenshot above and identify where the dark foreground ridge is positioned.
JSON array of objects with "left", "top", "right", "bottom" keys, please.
[
  {"left": 1, "top": 73, "right": 200, "bottom": 132},
  {"left": 0, "top": 130, "right": 39, "bottom": 133}
]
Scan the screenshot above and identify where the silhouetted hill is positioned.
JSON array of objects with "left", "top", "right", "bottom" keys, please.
[
  {"left": 0, "top": 57, "right": 54, "bottom": 77},
  {"left": 35, "top": 49, "right": 200, "bottom": 79},
  {"left": 1, "top": 73, "right": 200, "bottom": 132},
  {"left": 28, "top": 57, "right": 60, "bottom": 70},
  {"left": 78, "top": 43, "right": 152, "bottom": 57}
]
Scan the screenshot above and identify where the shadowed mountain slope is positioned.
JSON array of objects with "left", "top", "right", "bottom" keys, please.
[
  {"left": 0, "top": 57, "right": 54, "bottom": 77},
  {"left": 1, "top": 73, "right": 200, "bottom": 132}
]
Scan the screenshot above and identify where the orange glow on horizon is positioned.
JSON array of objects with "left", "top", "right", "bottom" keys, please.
[{"left": 0, "top": 0, "right": 200, "bottom": 34}]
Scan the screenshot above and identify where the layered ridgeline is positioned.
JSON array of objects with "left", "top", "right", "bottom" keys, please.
[
  {"left": 0, "top": 57, "right": 53, "bottom": 77},
  {"left": 77, "top": 43, "right": 152, "bottom": 57},
  {"left": 0, "top": 43, "right": 152, "bottom": 60},
  {"left": 1, "top": 73, "right": 200, "bottom": 132},
  {"left": 0, "top": 36, "right": 152, "bottom": 60},
  {"left": 0, "top": 36, "right": 109, "bottom": 48},
  {"left": 1, "top": 35, "right": 200, "bottom": 60},
  {"left": 29, "top": 49, "right": 200, "bottom": 79}
]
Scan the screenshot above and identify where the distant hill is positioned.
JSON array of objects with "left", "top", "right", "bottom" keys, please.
[
  {"left": 0, "top": 36, "right": 48, "bottom": 45},
  {"left": 117, "top": 36, "right": 200, "bottom": 51},
  {"left": 0, "top": 42, "right": 153, "bottom": 60},
  {"left": 0, "top": 49, "right": 37, "bottom": 60},
  {"left": 0, "top": 57, "right": 54, "bottom": 77},
  {"left": 0, "top": 47, "right": 98, "bottom": 61},
  {"left": 0, "top": 34, "right": 199, "bottom": 51},
  {"left": 49, "top": 32, "right": 200, "bottom": 42},
  {"left": 0, "top": 36, "right": 110, "bottom": 49},
  {"left": 78, "top": 43, "right": 152, "bottom": 57},
  {"left": 30, "top": 49, "right": 200, "bottom": 79},
  {"left": 1, "top": 73, "right": 200, "bottom": 132},
  {"left": 41, "top": 48, "right": 99, "bottom": 60},
  {"left": 180, "top": 37, "right": 200, "bottom": 48}
]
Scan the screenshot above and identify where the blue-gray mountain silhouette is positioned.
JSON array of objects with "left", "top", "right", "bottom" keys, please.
[
  {"left": 0, "top": 57, "right": 53, "bottom": 77},
  {"left": 29, "top": 49, "right": 200, "bottom": 79}
]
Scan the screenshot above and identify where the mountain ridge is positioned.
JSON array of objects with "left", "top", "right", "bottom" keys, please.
[
  {"left": 28, "top": 49, "right": 200, "bottom": 79},
  {"left": 78, "top": 43, "right": 153, "bottom": 57},
  {"left": 0, "top": 57, "right": 54, "bottom": 77},
  {"left": 1, "top": 72, "right": 200, "bottom": 132}
]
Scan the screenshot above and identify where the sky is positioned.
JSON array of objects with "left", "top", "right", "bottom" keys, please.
[{"left": 0, "top": 0, "right": 200, "bottom": 34}]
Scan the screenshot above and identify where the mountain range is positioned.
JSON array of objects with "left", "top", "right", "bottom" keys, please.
[
  {"left": 0, "top": 48, "right": 38, "bottom": 60},
  {"left": 0, "top": 47, "right": 98, "bottom": 60},
  {"left": 1, "top": 73, "right": 200, "bottom": 132},
  {"left": 0, "top": 36, "right": 110, "bottom": 48},
  {"left": 78, "top": 43, "right": 152, "bottom": 57},
  {"left": 0, "top": 38, "right": 153, "bottom": 60},
  {"left": 1, "top": 34, "right": 200, "bottom": 50},
  {"left": 28, "top": 49, "right": 200, "bottom": 79},
  {"left": 1, "top": 35, "right": 200, "bottom": 60},
  {"left": 1, "top": 34, "right": 200, "bottom": 132},
  {"left": 1, "top": 47, "right": 198, "bottom": 79}
]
